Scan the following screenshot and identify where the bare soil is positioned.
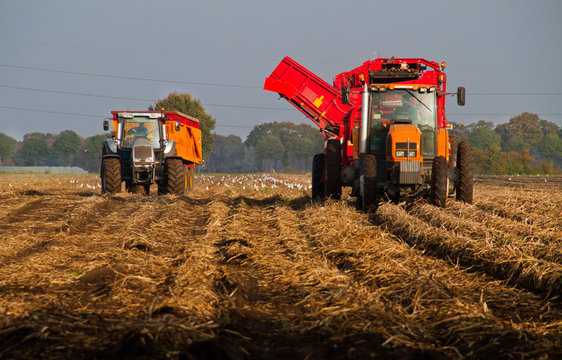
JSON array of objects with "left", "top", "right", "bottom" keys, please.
[{"left": 0, "top": 174, "right": 561, "bottom": 359}]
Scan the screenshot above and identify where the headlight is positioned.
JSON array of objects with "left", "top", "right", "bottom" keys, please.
[{"left": 395, "top": 150, "right": 417, "bottom": 158}]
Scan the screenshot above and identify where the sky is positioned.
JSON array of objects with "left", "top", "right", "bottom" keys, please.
[{"left": 1, "top": 0, "right": 561, "bottom": 142}]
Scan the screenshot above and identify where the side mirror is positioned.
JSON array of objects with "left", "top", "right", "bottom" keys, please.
[
  {"left": 103, "top": 119, "right": 109, "bottom": 131},
  {"left": 342, "top": 86, "right": 350, "bottom": 105},
  {"left": 175, "top": 121, "right": 181, "bottom": 131},
  {"left": 457, "top": 87, "right": 466, "bottom": 106}
]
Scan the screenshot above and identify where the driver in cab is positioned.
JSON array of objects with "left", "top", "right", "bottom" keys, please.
[{"left": 127, "top": 122, "right": 149, "bottom": 137}]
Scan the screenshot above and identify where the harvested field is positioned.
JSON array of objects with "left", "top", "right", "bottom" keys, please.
[{"left": 0, "top": 173, "right": 561, "bottom": 359}]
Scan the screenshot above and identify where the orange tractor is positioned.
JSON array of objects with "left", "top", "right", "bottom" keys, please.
[
  {"left": 101, "top": 110, "right": 202, "bottom": 195},
  {"left": 265, "top": 57, "right": 472, "bottom": 211}
]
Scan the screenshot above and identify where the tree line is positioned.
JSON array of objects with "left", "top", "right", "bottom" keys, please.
[
  {"left": 0, "top": 131, "right": 109, "bottom": 172},
  {"left": 449, "top": 112, "right": 562, "bottom": 174},
  {"left": 0, "top": 90, "right": 560, "bottom": 175},
  {"left": 205, "top": 122, "right": 324, "bottom": 173}
]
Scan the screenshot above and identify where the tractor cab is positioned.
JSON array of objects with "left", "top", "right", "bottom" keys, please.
[
  {"left": 121, "top": 116, "right": 162, "bottom": 148},
  {"left": 368, "top": 85, "right": 437, "bottom": 159}
]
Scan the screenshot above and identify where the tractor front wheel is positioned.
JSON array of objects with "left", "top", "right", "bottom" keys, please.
[
  {"left": 101, "top": 157, "right": 121, "bottom": 194},
  {"left": 456, "top": 141, "right": 474, "bottom": 204},
  {"left": 431, "top": 156, "right": 448, "bottom": 207}
]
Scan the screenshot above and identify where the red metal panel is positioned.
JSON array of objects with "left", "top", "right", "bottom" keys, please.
[{"left": 264, "top": 57, "right": 354, "bottom": 129}]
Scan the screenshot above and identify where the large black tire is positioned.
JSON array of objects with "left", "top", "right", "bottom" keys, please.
[
  {"left": 360, "top": 154, "right": 378, "bottom": 212},
  {"left": 101, "top": 157, "right": 121, "bottom": 194},
  {"left": 166, "top": 158, "right": 186, "bottom": 195},
  {"left": 431, "top": 156, "right": 448, "bottom": 207},
  {"left": 456, "top": 141, "right": 474, "bottom": 204},
  {"left": 324, "top": 139, "right": 342, "bottom": 200},
  {"left": 311, "top": 153, "right": 325, "bottom": 202}
]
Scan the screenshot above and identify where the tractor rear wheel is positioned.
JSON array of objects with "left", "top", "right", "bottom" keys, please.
[
  {"left": 166, "top": 158, "right": 186, "bottom": 195},
  {"left": 101, "top": 157, "right": 121, "bottom": 194},
  {"left": 324, "top": 139, "right": 342, "bottom": 200},
  {"left": 431, "top": 156, "right": 448, "bottom": 207},
  {"left": 456, "top": 141, "right": 474, "bottom": 204},
  {"left": 311, "top": 153, "right": 325, "bottom": 202},
  {"left": 360, "top": 154, "right": 378, "bottom": 212}
]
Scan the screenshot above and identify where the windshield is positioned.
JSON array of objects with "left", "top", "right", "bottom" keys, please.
[
  {"left": 122, "top": 117, "right": 161, "bottom": 148},
  {"left": 369, "top": 90, "right": 437, "bottom": 156}
]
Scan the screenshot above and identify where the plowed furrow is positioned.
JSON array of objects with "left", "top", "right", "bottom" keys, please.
[
  {"left": 409, "top": 203, "right": 562, "bottom": 264},
  {"left": 299, "top": 201, "right": 562, "bottom": 359},
  {"left": 448, "top": 200, "right": 561, "bottom": 246},
  {"left": 374, "top": 202, "right": 562, "bottom": 296}
]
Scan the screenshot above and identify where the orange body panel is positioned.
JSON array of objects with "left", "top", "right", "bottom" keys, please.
[
  {"left": 165, "top": 122, "right": 202, "bottom": 164},
  {"left": 386, "top": 124, "right": 423, "bottom": 166},
  {"left": 437, "top": 128, "right": 449, "bottom": 160}
]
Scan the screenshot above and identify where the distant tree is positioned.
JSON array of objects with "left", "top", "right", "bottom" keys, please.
[
  {"left": 149, "top": 92, "right": 216, "bottom": 155},
  {"left": 536, "top": 134, "right": 562, "bottom": 159},
  {"left": 0, "top": 133, "right": 17, "bottom": 164},
  {"left": 289, "top": 137, "right": 317, "bottom": 171},
  {"left": 538, "top": 119, "right": 559, "bottom": 137},
  {"left": 502, "top": 136, "right": 531, "bottom": 153},
  {"left": 19, "top": 137, "right": 50, "bottom": 166},
  {"left": 502, "top": 112, "right": 544, "bottom": 145},
  {"left": 245, "top": 123, "right": 275, "bottom": 148},
  {"left": 246, "top": 122, "right": 323, "bottom": 171},
  {"left": 255, "top": 134, "right": 284, "bottom": 171},
  {"left": 468, "top": 120, "right": 495, "bottom": 130},
  {"left": 468, "top": 128, "right": 501, "bottom": 150},
  {"left": 207, "top": 134, "right": 246, "bottom": 172},
  {"left": 449, "top": 121, "right": 471, "bottom": 142},
  {"left": 51, "top": 130, "right": 82, "bottom": 166},
  {"left": 83, "top": 134, "right": 111, "bottom": 172}
]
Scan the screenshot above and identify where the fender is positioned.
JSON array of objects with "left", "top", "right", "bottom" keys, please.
[{"left": 102, "top": 139, "right": 118, "bottom": 155}]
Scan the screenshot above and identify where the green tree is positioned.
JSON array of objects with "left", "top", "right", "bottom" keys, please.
[
  {"left": 149, "top": 92, "right": 216, "bottom": 155},
  {"left": 469, "top": 120, "right": 495, "bottom": 130},
  {"left": 502, "top": 112, "right": 544, "bottom": 145},
  {"left": 290, "top": 137, "right": 317, "bottom": 171},
  {"left": 207, "top": 134, "right": 246, "bottom": 172},
  {"left": 536, "top": 134, "right": 562, "bottom": 159},
  {"left": 19, "top": 137, "right": 50, "bottom": 166},
  {"left": 255, "top": 134, "right": 284, "bottom": 172},
  {"left": 538, "top": 119, "right": 560, "bottom": 137},
  {"left": 82, "top": 134, "right": 111, "bottom": 172},
  {"left": 0, "top": 133, "right": 17, "bottom": 164},
  {"left": 502, "top": 136, "right": 531, "bottom": 153},
  {"left": 468, "top": 128, "right": 501, "bottom": 150},
  {"left": 52, "top": 130, "right": 82, "bottom": 166},
  {"left": 246, "top": 122, "right": 323, "bottom": 171},
  {"left": 449, "top": 121, "right": 471, "bottom": 142}
]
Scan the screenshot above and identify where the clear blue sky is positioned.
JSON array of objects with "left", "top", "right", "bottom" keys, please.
[{"left": 1, "top": 0, "right": 561, "bottom": 141}]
